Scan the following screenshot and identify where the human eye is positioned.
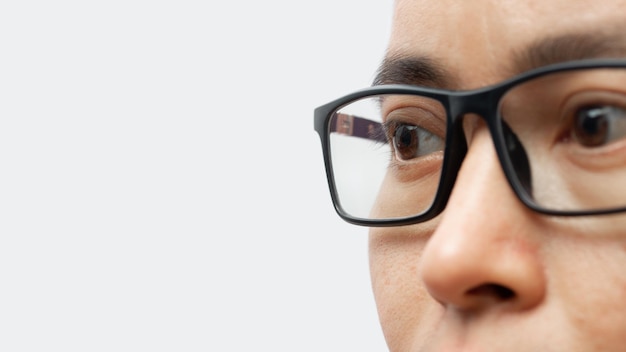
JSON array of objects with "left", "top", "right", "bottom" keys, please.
[
  {"left": 382, "top": 104, "right": 446, "bottom": 162},
  {"left": 569, "top": 105, "right": 626, "bottom": 148},
  {"left": 386, "top": 122, "right": 444, "bottom": 161}
]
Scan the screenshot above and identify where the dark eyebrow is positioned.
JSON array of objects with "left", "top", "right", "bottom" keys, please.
[
  {"left": 511, "top": 30, "right": 626, "bottom": 75},
  {"left": 374, "top": 28, "right": 626, "bottom": 90},
  {"left": 372, "top": 54, "right": 451, "bottom": 88}
]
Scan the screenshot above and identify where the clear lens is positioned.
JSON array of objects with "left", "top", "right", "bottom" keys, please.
[
  {"left": 498, "top": 67, "right": 626, "bottom": 212},
  {"left": 328, "top": 94, "right": 447, "bottom": 220}
]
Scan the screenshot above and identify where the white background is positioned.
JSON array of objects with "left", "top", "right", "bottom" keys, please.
[{"left": 0, "top": 1, "right": 393, "bottom": 351}]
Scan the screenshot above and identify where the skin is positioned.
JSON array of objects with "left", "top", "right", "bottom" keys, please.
[{"left": 368, "top": 1, "right": 626, "bottom": 351}]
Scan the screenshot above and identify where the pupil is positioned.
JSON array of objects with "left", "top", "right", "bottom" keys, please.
[
  {"left": 400, "top": 127, "right": 413, "bottom": 146},
  {"left": 395, "top": 125, "right": 418, "bottom": 160},
  {"left": 574, "top": 106, "right": 609, "bottom": 147}
]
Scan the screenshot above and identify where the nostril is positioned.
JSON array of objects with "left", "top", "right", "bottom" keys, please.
[{"left": 467, "top": 283, "right": 515, "bottom": 301}]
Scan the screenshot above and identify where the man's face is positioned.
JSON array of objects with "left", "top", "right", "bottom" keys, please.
[{"left": 369, "top": 0, "right": 626, "bottom": 350}]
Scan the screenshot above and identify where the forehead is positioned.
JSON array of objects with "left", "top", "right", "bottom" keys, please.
[{"left": 387, "top": 0, "right": 626, "bottom": 88}]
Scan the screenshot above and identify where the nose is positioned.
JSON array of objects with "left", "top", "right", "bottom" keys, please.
[{"left": 419, "top": 122, "right": 546, "bottom": 312}]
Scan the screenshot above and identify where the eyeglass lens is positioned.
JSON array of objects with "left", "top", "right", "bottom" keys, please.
[{"left": 327, "top": 67, "right": 626, "bottom": 221}]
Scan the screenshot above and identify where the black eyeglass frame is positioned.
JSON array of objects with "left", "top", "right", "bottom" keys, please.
[{"left": 314, "top": 59, "right": 626, "bottom": 227}]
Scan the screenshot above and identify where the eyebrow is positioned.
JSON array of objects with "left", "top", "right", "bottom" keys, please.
[
  {"left": 511, "top": 30, "right": 626, "bottom": 74},
  {"left": 373, "top": 28, "right": 626, "bottom": 89},
  {"left": 372, "top": 54, "right": 450, "bottom": 88}
]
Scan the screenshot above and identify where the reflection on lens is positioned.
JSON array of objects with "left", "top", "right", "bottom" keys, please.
[{"left": 328, "top": 94, "right": 446, "bottom": 220}]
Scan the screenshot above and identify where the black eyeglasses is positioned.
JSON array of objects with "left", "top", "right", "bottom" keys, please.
[{"left": 314, "top": 59, "right": 626, "bottom": 227}]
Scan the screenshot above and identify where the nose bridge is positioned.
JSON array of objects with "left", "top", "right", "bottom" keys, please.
[
  {"left": 448, "top": 89, "right": 496, "bottom": 125},
  {"left": 434, "top": 90, "right": 500, "bottom": 214},
  {"left": 445, "top": 90, "right": 499, "bottom": 170},
  {"left": 447, "top": 88, "right": 534, "bottom": 204}
]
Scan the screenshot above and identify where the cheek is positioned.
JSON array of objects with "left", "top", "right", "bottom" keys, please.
[
  {"left": 548, "top": 231, "right": 626, "bottom": 347},
  {"left": 369, "top": 227, "right": 439, "bottom": 349}
]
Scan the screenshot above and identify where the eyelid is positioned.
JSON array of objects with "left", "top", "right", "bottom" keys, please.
[
  {"left": 383, "top": 106, "right": 447, "bottom": 139},
  {"left": 561, "top": 90, "right": 626, "bottom": 118}
]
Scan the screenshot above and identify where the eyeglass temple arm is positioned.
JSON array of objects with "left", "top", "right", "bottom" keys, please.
[{"left": 330, "top": 113, "right": 387, "bottom": 143}]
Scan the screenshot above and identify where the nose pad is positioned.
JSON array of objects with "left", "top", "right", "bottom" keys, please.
[{"left": 501, "top": 121, "right": 532, "bottom": 196}]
